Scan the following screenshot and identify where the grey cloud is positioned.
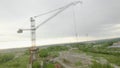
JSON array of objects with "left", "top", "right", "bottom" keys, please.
[{"left": 0, "top": 0, "right": 120, "bottom": 40}]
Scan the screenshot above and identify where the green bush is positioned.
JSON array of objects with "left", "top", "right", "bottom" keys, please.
[
  {"left": 39, "top": 49, "right": 49, "bottom": 58},
  {"left": 49, "top": 52, "right": 59, "bottom": 58},
  {"left": 0, "top": 54, "right": 14, "bottom": 64},
  {"left": 46, "top": 63, "right": 55, "bottom": 68},
  {"left": 32, "top": 61, "right": 40, "bottom": 68},
  {"left": 47, "top": 46, "right": 68, "bottom": 52}
]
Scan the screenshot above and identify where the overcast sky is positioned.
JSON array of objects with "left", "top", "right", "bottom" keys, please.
[{"left": 0, "top": 0, "right": 120, "bottom": 49}]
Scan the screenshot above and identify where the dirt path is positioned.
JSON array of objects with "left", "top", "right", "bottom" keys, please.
[{"left": 53, "top": 51, "right": 93, "bottom": 68}]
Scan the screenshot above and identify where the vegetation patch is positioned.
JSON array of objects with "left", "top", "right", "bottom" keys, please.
[
  {"left": 0, "top": 38, "right": 120, "bottom": 68},
  {"left": 75, "top": 61, "right": 82, "bottom": 66},
  {"left": 90, "top": 61, "right": 113, "bottom": 68},
  {"left": 0, "top": 53, "right": 14, "bottom": 64}
]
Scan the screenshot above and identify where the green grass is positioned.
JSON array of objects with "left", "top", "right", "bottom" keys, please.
[
  {"left": 0, "top": 53, "right": 14, "bottom": 64},
  {"left": 90, "top": 61, "right": 113, "bottom": 68},
  {"left": 0, "top": 53, "right": 29, "bottom": 68},
  {"left": 84, "top": 50, "right": 120, "bottom": 66},
  {"left": 71, "top": 41, "right": 120, "bottom": 67},
  {"left": 0, "top": 45, "right": 67, "bottom": 68},
  {"left": 46, "top": 63, "right": 55, "bottom": 68},
  {"left": 0, "top": 40, "right": 120, "bottom": 68},
  {"left": 75, "top": 61, "right": 82, "bottom": 66}
]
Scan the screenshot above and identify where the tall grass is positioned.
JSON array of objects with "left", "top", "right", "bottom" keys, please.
[{"left": 90, "top": 61, "right": 113, "bottom": 68}]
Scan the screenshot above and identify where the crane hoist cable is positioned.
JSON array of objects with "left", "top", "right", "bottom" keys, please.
[
  {"left": 35, "top": 1, "right": 82, "bottom": 30},
  {"left": 34, "top": 1, "right": 82, "bottom": 18},
  {"left": 34, "top": 8, "right": 60, "bottom": 18},
  {"left": 72, "top": 5, "right": 78, "bottom": 41}
]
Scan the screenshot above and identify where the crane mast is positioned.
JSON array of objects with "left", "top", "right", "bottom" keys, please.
[
  {"left": 31, "top": 17, "right": 36, "bottom": 48},
  {"left": 17, "top": 1, "right": 82, "bottom": 68}
]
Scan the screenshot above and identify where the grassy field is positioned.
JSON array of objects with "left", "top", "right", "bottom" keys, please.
[{"left": 0, "top": 38, "right": 120, "bottom": 68}]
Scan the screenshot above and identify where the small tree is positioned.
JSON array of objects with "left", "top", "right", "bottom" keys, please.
[{"left": 39, "top": 49, "right": 49, "bottom": 58}]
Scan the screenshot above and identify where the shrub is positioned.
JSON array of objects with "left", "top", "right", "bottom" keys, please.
[
  {"left": 32, "top": 61, "right": 40, "bottom": 68},
  {"left": 39, "top": 49, "right": 49, "bottom": 58},
  {"left": 49, "top": 52, "right": 59, "bottom": 58},
  {"left": 0, "top": 54, "right": 14, "bottom": 64},
  {"left": 47, "top": 46, "right": 68, "bottom": 52},
  {"left": 46, "top": 63, "right": 55, "bottom": 68}
]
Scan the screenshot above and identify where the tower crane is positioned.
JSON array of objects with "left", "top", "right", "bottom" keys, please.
[{"left": 17, "top": 1, "right": 82, "bottom": 68}]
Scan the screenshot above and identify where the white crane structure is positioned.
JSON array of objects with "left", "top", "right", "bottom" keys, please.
[{"left": 17, "top": 1, "right": 82, "bottom": 68}]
